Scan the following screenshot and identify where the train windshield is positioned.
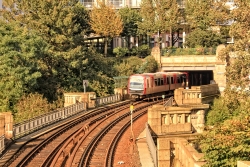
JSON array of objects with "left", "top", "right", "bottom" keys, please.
[
  {"left": 130, "top": 82, "right": 144, "bottom": 89},
  {"left": 129, "top": 77, "right": 144, "bottom": 89}
]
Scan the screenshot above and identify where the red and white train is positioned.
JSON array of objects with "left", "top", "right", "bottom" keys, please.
[{"left": 128, "top": 72, "right": 188, "bottom": 99}]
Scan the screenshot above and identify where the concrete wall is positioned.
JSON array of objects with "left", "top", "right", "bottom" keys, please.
[
  {"left": 237, "top": 161, "right": 250, "bottom": 167},
  {"left": 64, "top": 92, "right": 96, "bottom": 108},
  {"left": 148, "top": 105, "right": 207, "bottom": 135},
  {"left": 0, "top": 112, "right": 13, "bottom": 139},
  {"left": 151, "top": 45, "right": 227, "bottom": 92},
  {"left": 174, "top": 84, "right": 219, "bottom": 105},
  {"left": 157, "top": 138, "right": 205, "bottom": 167}
]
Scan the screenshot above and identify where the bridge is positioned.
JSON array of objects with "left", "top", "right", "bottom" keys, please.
[{"left": 151, "top": 45, "right": 227, "bottom": 92}]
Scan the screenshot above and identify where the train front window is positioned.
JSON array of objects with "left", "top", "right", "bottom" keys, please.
[{"left": 130, "top": 82, "right": 144, "bottom": 89}]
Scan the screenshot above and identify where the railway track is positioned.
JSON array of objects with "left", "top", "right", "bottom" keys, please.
[{"left": 3, "top": 99, "right": 164, "bottom": 167}]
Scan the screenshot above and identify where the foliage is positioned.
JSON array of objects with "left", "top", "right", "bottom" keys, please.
[
  {"left": 13, "top": 93, "right": 53, "bottom": 123},
  {"left": 206, "top": 98, "right": 231, "bottom": 126},
  {"left": 113, "top": 55, "right": 158, "bottom": 77},
  {"left": 185, "top": 0, "right": 229, "bottom": 30},
  {"left": 2, "top": 0, "right": 92, "bottom": 102},
  {"left": 137, "top": 0, "right": 156, "bottom": 35},
  {"left": 0, "top": 21, "right": 45, "bottom": 112},
  {"left": 129, "top": 46, "right": 139, "bottom": 56},
  {"left": 138, "top": 0, "right": 180, "bottom": 35},
  {"left": 185, "top": 29, "right": 226, "bottom": 48},
  {"left": 90, "top": 1, "right": 123, "bottom": 55},
  {"left": 184, "top": 0, "right": 229, "bottom": 48},
  {"left": 138, "top": 0, "right": 180, "bottom": 46},
  {"left": 113, "top": 47, "right": 129, "bottom": 57},
  {"left": 217, "top": 0, "right": 250, "bottom": 105},
  {"left": 125, "top": 45, "right": 151, "bottom": 58},
  {"left": 137, "top": 44, "right": 151, "bottom": 58},
  {"left": 138, "top": 56, "right": 159, "bottom": 73},
  {"left": 119, "top": 7, "right": 141, "bottom": 47},
  {"left": 161, "top": 47, "right": 216, "bottom": 56},
  {"left": 84, "top": 47, "right": 116, "bottom": 96},
  {"left": 113, "top": 56, "right": 143, "bottom": 76},
  {"left": 199, "top": 116, "right": 250, "bottom": 167}
]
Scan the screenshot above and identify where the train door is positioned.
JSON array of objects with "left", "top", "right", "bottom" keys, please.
[
  {"left": 149, "top": 75, "right": 154, "bottom": 94},
  {"left": 170, "top": 75, "right": 174, "bottom": 90},
  {"left": 166, "top": 76, "right": 170, "bottom": 91}
]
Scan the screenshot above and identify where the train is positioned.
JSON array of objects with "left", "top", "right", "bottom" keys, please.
[{"left": 127, "top": 71, "right": 189, "bottom": 99}]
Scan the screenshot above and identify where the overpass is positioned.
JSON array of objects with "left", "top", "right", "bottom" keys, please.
[{"left": 151, "top": 45, "right": 227, "bottom": 92}]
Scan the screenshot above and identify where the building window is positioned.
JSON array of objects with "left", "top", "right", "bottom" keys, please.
[
  {"left": 81, "top": 0, "right": 94, "bottom": 8},
  {"left": 109, "top": 0, "right": 123, "bottom": 8}
]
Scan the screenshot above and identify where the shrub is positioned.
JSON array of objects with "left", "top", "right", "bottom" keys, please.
[
  {"left": 137, "top": 44, "right": 151, "bottom": 58},
  {"left": 113, "top": 47, "right": 129, "bottom": 57},
  {"left": 130, "top": 46, "right": 138, "bottom": 56}
]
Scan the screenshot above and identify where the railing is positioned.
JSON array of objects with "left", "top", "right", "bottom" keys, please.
[
  {"left": 12, "top": 94, "right": 122, "bottom": 140},
  {"left": 146, "top": 123, "right": 157, "bottom": 167},
  {"left": 95, "top": 94, "right": 121, "bottom": 106},
  {"left": 164, "top": 96, "right": 173, "bottom": 107},
  {"left": 0, "top": 135, "right": 4, "bottom": 154},
  {"left": 13, "top": 102, "right": 86, "bottom": 139}
]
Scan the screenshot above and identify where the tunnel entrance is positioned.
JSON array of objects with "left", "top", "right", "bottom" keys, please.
[
  {"left": 188, "top": 71, "right": 214, "bottom": 87},
  {"left": 164, "top": 70, "right": 214, "bottom": 88}
]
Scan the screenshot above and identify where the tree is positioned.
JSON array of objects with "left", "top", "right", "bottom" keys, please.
[
  {"left": 138, "top": 0, "right": 180, "bottom": 47},
  {"left": 184, "top": 0, "right": 229, "bottom": 47},
  {"left": 0, "top": 20, "right": 45, "bottom": 112},
  {"left": 2, "top": 0, "right": 92, "bottom": 101},
  {"left": 83, "top": 46, "right": 116, "bottom": 96},
  {"left": 200, "top": 2, "right": 250, "bottom": 165},
  {"left": 185, "top": 28, "right": 226, "bottom": 47},
  {"left": 89, "top": 1, "right": 123, "bottom": 56},
  {"left": 119, "top": 7, "right": 141, "bottom": 48},
  {"left": 185, "top": 0, "right": 229, "bottom": 30},
  {"left": 113, "top": 56, "right": 143, "bottom": 76},
  {"left": 137, "top": 56, "right": 159, "bottom": 73},
  {"left": 218, "top": 0, "right": 250, "bottom": 106},
  {"left": 14, "top": 93, "right": 52, "bottom": 123},
  {"left": 199, "top": 115, "right": 250, "bottom": 167}
]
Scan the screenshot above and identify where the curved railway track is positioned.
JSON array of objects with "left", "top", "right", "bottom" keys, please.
[{"left": 4, "top": 99, "right": 165, "bottom": 167}]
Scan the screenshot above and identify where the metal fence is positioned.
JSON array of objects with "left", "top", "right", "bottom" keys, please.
[
  {"left": 13, "top": 102, "right": 86, "bottom": 139},
  {"left": 12, "top": 94, "right": 122, "bottom": 140},
  {"left": 96, "top": 94, "right": 121, "bottom": 106}
]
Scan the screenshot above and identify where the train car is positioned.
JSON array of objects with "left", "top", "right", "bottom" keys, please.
[{"left": 128, "top": 71, "right": 188, "bottom": 99}]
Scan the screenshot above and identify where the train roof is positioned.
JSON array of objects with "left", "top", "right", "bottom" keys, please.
[{"left": 130, "top": 71, "right": 187, "bottom": 78}]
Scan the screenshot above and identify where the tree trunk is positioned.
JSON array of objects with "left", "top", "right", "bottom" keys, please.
[
  {"left": 169, "top": 27, "right": 173, "bottom": 47},
  {"left": 104, "top": 37, "right": 108, "bottom": 56}
]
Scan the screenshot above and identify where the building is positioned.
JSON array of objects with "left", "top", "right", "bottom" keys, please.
[
  {"left": 0, "top": 0, "right": 2, "bottom": 10},
  {"left": 79, "top": 0, "right": 141, "bottom": 9}
]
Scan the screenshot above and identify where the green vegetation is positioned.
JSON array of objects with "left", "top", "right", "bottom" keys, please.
[
  {"left": 0, "top": 8, "right": 156, "bottom": 122},
  {"left": 90, "top": 1, "right": 123, "bottom": 56},
  {"left": 197, "top": 0, "right": 250, "bottom": 165},
  {"left": 0, "top": 1, "right": 250, "bottom": 165},
  {"left": 161, "top": 47, "right": 216, "bottom": 56},
  {"left": 119, "top": 7, "right": 141, "bottom": 48}
]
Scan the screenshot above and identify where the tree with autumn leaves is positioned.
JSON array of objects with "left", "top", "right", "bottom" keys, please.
[
  {"left": 138, "top": 0, "right": 180, "bottom": 47},
  {"left": 198, "top": 0, "right": 250, "bottom": 165},
  {"left": 89, "top": 1, "right": 123, "bottom": 56}
]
